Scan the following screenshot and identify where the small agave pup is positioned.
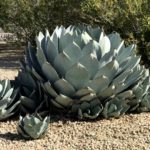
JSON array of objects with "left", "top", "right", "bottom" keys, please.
[
  {"left": 0, "top": 79, "right": 20, "bottom": 120},
  {"left": 17, "top": 114, "right": 50, "bottom": 139},
  {"left": 22, "top": 25, "right": 150, "bottom": 120}
]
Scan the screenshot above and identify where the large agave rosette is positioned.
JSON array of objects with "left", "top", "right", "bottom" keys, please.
[{"left": 21, "top": 25, "right": 150, "bottom": 119}]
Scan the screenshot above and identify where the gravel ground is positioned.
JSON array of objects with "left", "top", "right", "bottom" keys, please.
[{"left": 0, "top": 69, "right": 150, "bottom": 150}]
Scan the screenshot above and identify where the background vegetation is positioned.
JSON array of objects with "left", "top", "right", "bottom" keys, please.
[{"left": 0, "top": 0, "right": 150, "bottom": 65}]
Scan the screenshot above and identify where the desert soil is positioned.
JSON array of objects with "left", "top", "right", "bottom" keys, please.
[{"left": 0, "top": 44, "right": 150, "bottom": 150}]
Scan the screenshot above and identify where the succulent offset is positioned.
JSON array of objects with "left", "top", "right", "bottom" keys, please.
[
  {"left": 17, "top": 114, "right": 50, "bottom": 139},
  {"left": 0, "top": 25, "right": 150, "bottom": 139},
  {"left": 0, "top": 79, "right": 20, "bottom": 120}
]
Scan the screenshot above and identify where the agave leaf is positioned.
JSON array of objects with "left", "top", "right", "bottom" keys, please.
[
  {"left": 64, "top": 42, "right": 82, "bottom": 62},
  {"left": 124, "top": 66, "right": 143, "bottom": 86},
  {"left": 117, "top": 90, "right": 133, "bottom": 99},
  {"left": 71, "top": 104, "right": 80, "bottom": 113},
  {"left": 25, "top": 46, "right": 32, "bottom": 68},
  {"left": 42, "top": 82, "right": 58, "bottom": 97},
  {"left": 83, "top": 105, "right": 102, "bottom": 119},
  {"left": 3, "top": 88, "right": 13, "bottom": 99},
  {"left": 42, "top": 62, "right": 59, "bottom": 83},
  {"left": 117, "top": 44, "right": 136, "bottom": 63},
  {"left": 27, "top": 43, "right": 42, "bottom": 73},
  {"left": 36, "top": 47, "right": 47, "bottom": 66},
  {"left": 116, "top": 41, "right": 124, "bottom": 53},
  {"left": 0, "top": 84, "right": 2, "bottom": 93},
  {"left": 31, "top": 67, "right": 44, "bottom": 81},
  {"left": 54, "top": 78, "right": 75, "bottom": 97},
  {"left": 114, "top": 66, "right": 143, "bottom": 94},
  {"left": 133, "top": 83, "right": 142, "bottom": 96},
  {"left": 50, "top": 26, "right": 59, "bottom": 50},
  {"left": 31, "top": 116, "right": 41, "bottom": 125},
  {"left": 74, "top": 32, "right": 92, "bottom": 49},
  {"left": 99, "top": 31, "right": 111, "bottom": 56},
  {"left": 142, "top": 77, "right": 150, "bottom": 96},
  {"left": 10, "top": 87, "right": 20, "bottom": 101},
  {"left": 5, "top": 80, "right": 11, "bottom": 93},
  {"left": 75, "top": 87, "right": 94, "bottom": 97},
  {"left": 4, "top": 100, "right": 20, "bottom": 114},
  {"left": 65, "top": 63, "right": 89, "bottom": 89},
  {"left": 45, "top": 29, "right": 50, "bottom": 41},
  {"left": 22, "top": 86, "right": 32, "bottom": 96},
  {"left": 20, "top": 96, "right": 36, "bottom": 111},
  {"left": 56, "top": 25, "right": 65, "bottom": 38},
  {"left": 81, "top": 40, "right": 101, "bottom": 60},
  {"left": 98, "top": 85, "right": 115, "bottom": 98},
  {"left": 36, "top": 34, "right": 47, "bottom": 65},
  {"left": 114, "top": 83, "right": 126, "bottom": 94},
  {"left": 55, "top": 94, "right": 73, "bottom": 107},
  {"left": 51, "top": 99, "right": 65, "bottom": 109},
  {"left": 90, "top": 99, "right": 101, "bottom": 108},
  {"left": 79, "top": 53, "right": 99, "bottom": 79},
  {"left": 46, "top": 37, "right": 58, "bottom": 64},
  {"left": 29, "top": 90, "right": 38, "bottom": 100},
  {"left": 37, "top": 32, "right": 44, "bottom": 46},
  {"left": 122, "top": 56, "right": 141, "bottom": 72},
  {"left": 80, "top": 102, "right": 90, "bottom": 111},
  {"left": 0, "top": 80, "right": 9, "bottom": 98},
  {"left": 87, "top": 27, "right": 101, "bottom": 42},
  {"left": 142, "top": 68, "right": 149, "bottom": 78},
  {"left": 0, "top": 100, "right": 20, "bottom": 121},
  {"left": 108, "top": 32, "right": 122, "bottom": 51},
  {"left": 138, "top": 93, "right": 150, "bottom": 112},
  {"left": 87, "top": 75, "right": 109, "bottom": 93},
  {"left": 0, "top": 110, "right": 14, "bottom": 120},
  {"left": 17, "top": 125, "right": 31, "bottom": 139},
  {"left": 44, "top": 29, "right": 51, "bottom": 48},
  {"left": 23, "top": 114, "right": 33, "bottom": 125},
  {"left": 0, "top": 98, "right": 11, "bottom": 109},
  {"left": 59, "top": 33, "right": 74, "bottom": 52},
  {"left": 36, "top": 32, "right": 45, "bottom": 52},
  {"left": 35, "top": 123, "right": 47, "bottom": 138},
  {"left": 54, "top": 51, "right": 74, "bottom": 76},
  {"left": 113, "top": 69, "right": 133, "bottom": 85},
  {"left": 80, "top": 93, "right": 96, "bottom": 102},
  {"left": 66, "top": 26, "right": 74, "bottom": 33},
  {"left": 95, "top": 60, "right": 119, "bottom": 81},
  {"left": 99, "top": 49, "right": 117, "bottom": 68},
  {"left": 19, "top": 71, "right": 36, "bottom": 89}
]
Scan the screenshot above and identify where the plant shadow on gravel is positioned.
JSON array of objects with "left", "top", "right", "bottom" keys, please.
[{"left": 0, "top": 132, "right": 24, "bottom": 141}]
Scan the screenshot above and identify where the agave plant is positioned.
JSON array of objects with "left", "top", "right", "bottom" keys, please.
[
  {"left": 102, "top": 97, "right": 130, "bottom": 118},
  {"left": 20, "top": 25, "right": 150, "bottom": 119},
  {"left": 0, "top": 79, "right": 20, "bottom": 120},
  {"left": 16, "top": 62, "right": 50, "bottom": 115},
  {"left": 17, "top": 114, "right": 50, "bottom": 139}
]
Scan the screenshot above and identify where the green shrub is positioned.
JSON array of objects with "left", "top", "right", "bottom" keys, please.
[{"left": 0, "top": 0, "right": 150, "bottom": 64}]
